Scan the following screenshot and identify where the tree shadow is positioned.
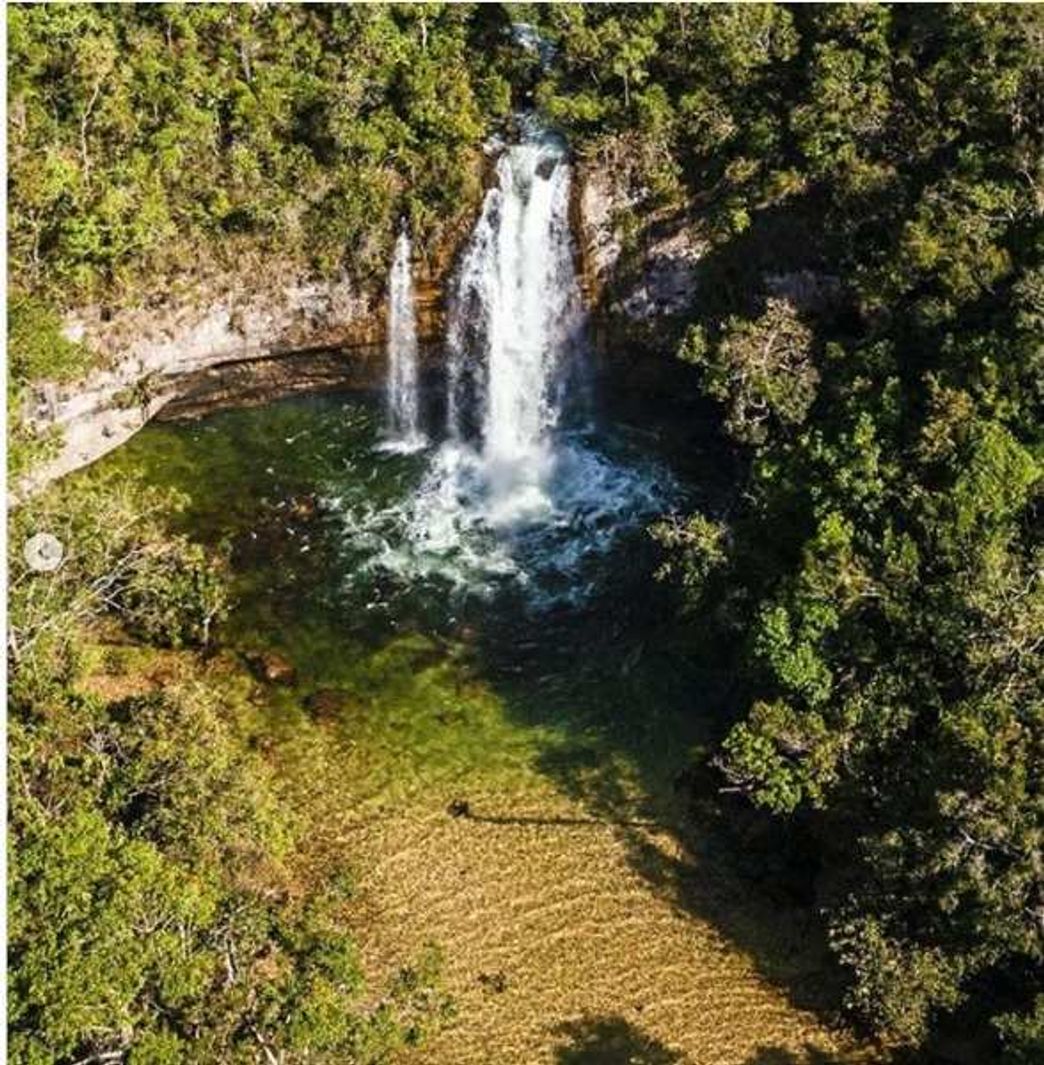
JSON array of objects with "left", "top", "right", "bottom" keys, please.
[
  {"left": 465, "top": 812, "right": 660, "bottom": 829},
  {"left": 744, "top": 1045, "right": 847, "bottom": 1065},
  {"left": 447, "top": 186, "right": 870, "bottom": 1039},
  {"left": 553, "top": 1015, "right": 684, "bottom": 1064},
  {"left": 468, "top": 558, "right": 851, "bottom": 1029}
]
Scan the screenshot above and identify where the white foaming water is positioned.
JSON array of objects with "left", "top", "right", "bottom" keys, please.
[
  {"left": 335, "top": 124, "right": 675, "bottom": 607},
  {"left": 445, "top": 126, "right": 583, "bottom": 525},
  {"left": 382, "top": 229, "right": 425, "bottom": 451}
]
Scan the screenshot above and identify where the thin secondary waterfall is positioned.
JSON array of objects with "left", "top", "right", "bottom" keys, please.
[
  {"left": 446, "top": 126, "right": 583, "bottom": 523},
  {"left": 384, "top": 228, "right": 423, "bottom": 448}
]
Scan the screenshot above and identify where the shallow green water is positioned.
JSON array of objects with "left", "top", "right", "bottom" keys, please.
[
  {"left": 97, "top": 391, "right": 722, "bottom": 813},
  {"left": 73, "top": 387, "right": 878, "bottom": 1065}
]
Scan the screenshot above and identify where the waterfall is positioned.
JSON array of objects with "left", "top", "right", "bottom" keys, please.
[
  {"left": 384, "top": 228, "right": 424, "bottom": 449},
  {"left": 336, "top": 122, "right": 674, "bottom": 606},
  {"left": 445, "top": 126, "right": 583, "bottom": 523}
]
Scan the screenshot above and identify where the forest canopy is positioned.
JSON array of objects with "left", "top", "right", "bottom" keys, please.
[
  {"left": 527, "top": 4, "right": 1042, "bottom": 1056},
  {"left": 7, "top": 3, "right": 517, "bottom": 300},
  {"left": 7, "top": 3, "right": 1044, "bottom": 1063}
]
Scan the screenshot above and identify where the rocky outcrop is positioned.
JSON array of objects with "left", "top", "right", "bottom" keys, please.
[
  {"left": 154, "top": 348, "right": 383, "bottom": 423},
  {"left": 617, "top": 228, "right": 705, "bottom": 322},
  {"left": 246, "top": 649, "right": 296, "bottom": 685},
  {"left": 764, "top": 270, "right": 843, "bottom": 314},
  {"left": 573, "top": 149, "right": 844, "bottom": 406},
  {"left": 575, "top": 151, "right": 706, "bottom": 330},
  {"left": 18, "top": 144, "right": 719, "bottom": 500},
  {"left": 572, "top": 147, "right": 709, "bottom": 407},
  {"left": 17, "top": 254, "right": 456, "bottom": 497},
  {"left": 18, "top": 272, "right": 379, "bottom": 496}
]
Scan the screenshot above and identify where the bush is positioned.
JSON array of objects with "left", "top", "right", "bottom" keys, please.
[{"left": 119, "top": 538, "right": 230, "bottom": 649}]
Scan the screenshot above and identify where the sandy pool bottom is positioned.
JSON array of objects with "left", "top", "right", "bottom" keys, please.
[{"left": 337, "top": 775, "right": 881, "bottom": 1064}]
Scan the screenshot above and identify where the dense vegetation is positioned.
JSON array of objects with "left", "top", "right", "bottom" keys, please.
[
  {"left": 529, "top": 4, "right": 1043, "bottom": 1057},
  {"left": 8, "top": 474, "right": 451, "bottom": 1064},
  {"left": 8, "top": 7, "right": 511, "bottom": 1061},
  {"left": 7, "top": 3, "right": 1043, "bottom": 1062},
  {"left": 8, "top": 3, "right": 519, "bottom": 303}
]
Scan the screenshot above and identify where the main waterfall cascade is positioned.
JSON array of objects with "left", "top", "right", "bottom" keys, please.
[
  {"left": 445, "top": 128, "right": 585, "bottom": 524},
  {"left": 349, "top": 123, "right": 674, "bottom": 605},
  {"left": 383, "top": 228, "right": 424, "bottom": 450}
]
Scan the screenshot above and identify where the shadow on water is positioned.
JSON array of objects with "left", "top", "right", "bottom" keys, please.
[
  {"left": 742, "top": 1047, "right": 849, "bottom": 1065},
  {"left": 552, "top": 1015, "right": 684, "bottom": 1064},
  {"left": 553, "top": 1013, "right": 686, "bottom": 1065},
  {"left": 93, "top": 387, "right": 857, "bottom": 1047},
  {"left": 469, "top": 576, "right": 849, "bottom": 1029}
]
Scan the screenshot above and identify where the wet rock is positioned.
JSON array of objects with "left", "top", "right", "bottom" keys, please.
[
  {"left": 289, "top": 494, "right": 318, "bottom": 521},
  {"left": 304, "top": 688, "right": 355, "bottom": 720},
  {"left": 764, "top": 269, "right": 842, "bottom": 313},
  {"left": 576, "top": 160, "right": 704, "bottom": 323},
  {"left": 246, "top": 650, "right": 296, "bottom": 685}
]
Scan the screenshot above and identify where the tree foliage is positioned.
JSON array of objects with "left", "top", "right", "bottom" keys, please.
[
  {"left": 552, "top": 4, "right": 1044, "bottom": 1055},
  {"left": 8, "top": 474, "right": 451, "bottom": 1063},
  {"left": 7, "top": 3, "right": 517, "bottom": 302},
  {"left": 7, "top": 3, "right": 1044, "bottom": 1059}
]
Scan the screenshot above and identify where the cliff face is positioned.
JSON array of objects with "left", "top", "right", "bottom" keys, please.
[
  {"left": 18, "top": 271, "right": 376, "bottom": 495},
  {"left": 18, "top": 235, "right": 459, "bottom": 496},
  {"left": 572, "top": 151, "right": 840, "bottom": 402},
  {"left": 574, "top": 160, "right": 705, "bottom": 325},
  {"left": 572, "top": 148, "right": 708, "bottom": 401}
]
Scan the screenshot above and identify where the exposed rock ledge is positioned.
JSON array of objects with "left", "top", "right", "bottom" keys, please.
[
  {"left": 575, "top": 150, "right": 706, "bottom": 327},
  {"left": 18, "top": 148, "right": 706, "bottom": 501},
  {"left": 17, "top": 263, "right": 449, "bottom": 500}
]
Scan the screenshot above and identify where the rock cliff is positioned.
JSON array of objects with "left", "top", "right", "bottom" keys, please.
[
  {"left": 19, "top": 143, "right": 709, "bottom": 497},
  {"left": 18, "top": 242, "right": 454, "bottom": 496}
]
